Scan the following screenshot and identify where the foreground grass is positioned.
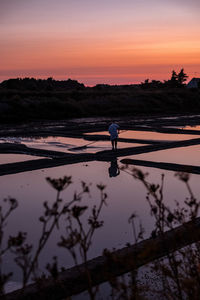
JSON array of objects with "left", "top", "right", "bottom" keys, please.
[{"left": 2, "top": 171, "right": 200, "bottom": 299}]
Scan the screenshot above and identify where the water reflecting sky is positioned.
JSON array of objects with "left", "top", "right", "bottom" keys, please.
[
  {"left": 1, "top": 159, "right": 199, "bottom": 285},
  {"left": 1, "top": 128, "right": 200, "bottom": 289},
  {"left": 132, "top": 144, "right": 200, "bottom": 166},
  {"left": 87, "top": 130, "right": 200, "bottom": 141}
]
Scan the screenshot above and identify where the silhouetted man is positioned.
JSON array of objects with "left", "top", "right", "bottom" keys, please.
[{"left": 108, "top": 123, "right": 120, "bottom": 150}]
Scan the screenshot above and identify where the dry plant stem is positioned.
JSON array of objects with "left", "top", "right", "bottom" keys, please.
[
  {"left": 85, "top": 190, "right": 106, "bottom": 299},
  {"left": 0, "top": 199, "right": 18, "bottom": 296},
  {"left": 59, "top": 184, "right": 106, "bottom": 300},
  {"left": 0, "top": 199, "right": 18, "bottom": 254},
  {"left": 9, "top": 177, "right": 76, "bottom": 292},
  {"left": 79, "top": 189, "right": 106, "bottom": 300},
  {"left": 136, "top": 172, "right": 165, "bottom": 235},
  {"left": 74, "top": 216, "right": 95, "bottom": 300},
  {"left": 4, "top": 169, "right": 200, "bottom": 299},
  {"left": 86, "top": 189, "right": 106, "bottom": 250},
  {"left": 22, "top": 190, "right": 61, "bottom": 287},
  {"left": 130, "top": 216, "right": 137, "bottom": 243},
  {"left": 123, "top": 166, "right": 200, "bottom": 299},
  {"left": 168, "top": 253, "right": 183, "bottom": 300}
]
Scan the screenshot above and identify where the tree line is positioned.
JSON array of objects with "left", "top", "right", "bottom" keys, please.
[
  {"left": 0, "top": 69, "right": 191, "bottom": 91},
  {"left": 0, "top": 77, "right": 85, "bottom": 91},
  {"left": 141, "top": 68, "right": 189, "bottom": 89}
]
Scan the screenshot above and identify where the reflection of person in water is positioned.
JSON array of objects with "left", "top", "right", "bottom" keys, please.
[{"left": 108, "top": 158, "right": 120, "bottom": 177}]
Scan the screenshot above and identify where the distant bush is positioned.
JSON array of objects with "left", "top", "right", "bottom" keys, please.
[
  {"left": 0, "top": 77, "right": 85, "bottom": 91},
  {"left": 0, "top": 80, "right": 200, "bottom": 122}
]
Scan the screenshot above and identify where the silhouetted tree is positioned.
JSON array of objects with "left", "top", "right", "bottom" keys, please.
[
  {"left": 177, "top": 68, "right": 188, "bottom": 85},
  {"left": 171, "top": 70, "right": 178, "bottom": 83},
  {"left": 166, "top": 69, "right": 188, "bottom": 87},
  {"left": 0, "top": 77, "right": 85, "bottom": 91},
  {"left": 140, "top": 79, "right": 150, "bottom": 89}
]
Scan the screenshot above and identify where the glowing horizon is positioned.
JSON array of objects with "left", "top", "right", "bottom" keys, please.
[{"left": 1, "top": 0, "right": 200, "bottom": 86}]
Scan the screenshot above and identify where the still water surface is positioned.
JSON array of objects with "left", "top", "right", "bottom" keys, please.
[
  {"left": 87, "top": 130, "right": 200, "bottom": 141},
  {"left": 0, "top": 136, "right": 146, "bottom": 153},
  {"left": 1, "top": 129, "right": 200, "bottom": 295},
  {"left": 1, "top": 162, "right": 199, "bottom": 285}
]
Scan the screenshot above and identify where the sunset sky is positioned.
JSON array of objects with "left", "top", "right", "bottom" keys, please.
[{"left": 1, "top": 0, "right": 200, "bottom": 85}]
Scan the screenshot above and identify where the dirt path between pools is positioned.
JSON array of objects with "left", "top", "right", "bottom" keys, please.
[
  {"left": 1, "top": 137, "right": 200, "bottom": 176},
  {"left": 1, "top": 115, "right": 200, "bottom": 176}
]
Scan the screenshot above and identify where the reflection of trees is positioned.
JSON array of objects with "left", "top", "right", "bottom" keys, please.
[{"left": 108, "top": 158, "right": 120, "bottom": 177}]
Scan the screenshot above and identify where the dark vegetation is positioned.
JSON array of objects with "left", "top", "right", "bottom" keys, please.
[
  {"left": 0, "top": 69, "right": 199, "bottom": 123},
  {"left": 2, "top": 171, "right": 200, "bottom": 299}
]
